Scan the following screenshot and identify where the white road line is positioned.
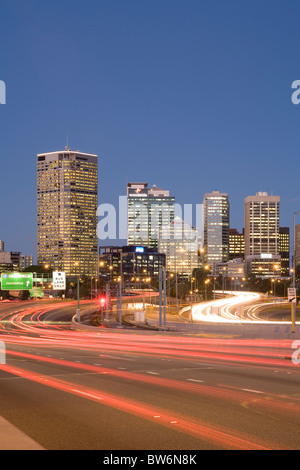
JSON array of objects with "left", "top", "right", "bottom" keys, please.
[
  {"left": 187, "top": 379, "right": 204, "bottom": 383},
  {"left": 72, "top": 389, "right": 103, "bottom": 400},
  {"left": 99, "top": 354, "right": 135, "bottom": 361}
]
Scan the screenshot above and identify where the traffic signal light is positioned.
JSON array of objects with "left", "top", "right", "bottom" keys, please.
[{"left": 98, "top": 296, "right": 106, "bottom": 307}]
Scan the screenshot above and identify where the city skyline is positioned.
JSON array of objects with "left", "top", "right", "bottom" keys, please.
[
  {"left": 1, "top": 2, "right": 300, "bottom": 454},
  {"left": 1, "top": 170, "right": 291, "bottom": 274},
  {"left": 1, "top": 1, "right": 300, "bottom": 257},
  {"left": 0, "top": 163, "right": 292, "bottom": 263}
]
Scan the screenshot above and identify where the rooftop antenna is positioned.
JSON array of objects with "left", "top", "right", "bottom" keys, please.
[{"left": 65, "top": 131, "right": 70, "bottom": 151}]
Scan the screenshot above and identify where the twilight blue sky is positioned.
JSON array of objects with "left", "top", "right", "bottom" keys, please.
[{"left": 0, "top": 0, "right": 300, "bottom": 259}]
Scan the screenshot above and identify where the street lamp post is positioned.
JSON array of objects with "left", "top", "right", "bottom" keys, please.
[
  {"left": 159, "top": 266, "right": 162, "bottom": 330},
  {"left": 205, "top": 279, "right": 210, "bottom": 301},
  {"left": 292, "top": 211, "right": 300, "bottom": 332},
  {"left": 74, "top": 261, "right": 80, "bottom": 322}
]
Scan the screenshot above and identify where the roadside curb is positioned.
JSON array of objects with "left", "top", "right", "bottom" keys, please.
[
  {"left": 71, "top": 314, "right": 300, "bottom": 339},
  {"left": 0, "top": 416, "right": 44, "bottom": 450}
]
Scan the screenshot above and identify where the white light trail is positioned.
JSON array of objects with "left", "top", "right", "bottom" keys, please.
[{"left": 184, "top": 291, "right": 291, "bottom": 324}]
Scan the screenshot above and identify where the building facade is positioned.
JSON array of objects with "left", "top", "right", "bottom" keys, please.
[
  {"left": 244, "top": 192, "right": 281, "bottom": 277},
  {"left": 295, "top": 224, "right": 300, "bottom": 268},
  {"left": 158, "top": 216, "right": 200, "bottom": 279},
  {"left": 20, "top": 255, "right": 33, "bottom": 271},
  {"left": 37, "top": 149, "right": 98, "bottom": 277},
  {"left": 279, "top": 227, "right": 290, "bottom": 277},
  {"left": 0, "top": 250, "right": 33, "bottom": 273},
  {"left": 203, "top": 191, "right": 230, "bottom": 268},
  {"left": 127, "top": 183, "right": 175, "bottom": 250},
  {"left": 229, "top": 229, "right": 245, "bottom": 260},
  {"left": 99, "top": 245, "right": 166, "bottom": 283}
]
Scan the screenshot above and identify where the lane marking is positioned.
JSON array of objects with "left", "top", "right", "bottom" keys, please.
[
  {"left": 72, "top": 389, "right": 103, "bottom": 400},
  {"left": 187, "top": 379, "right": 204, "bottom": 383},
  {"left": 99, "top": 354, "right": 135, "bottom": 361}
]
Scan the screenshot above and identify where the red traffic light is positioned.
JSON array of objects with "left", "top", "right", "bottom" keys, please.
[{"left": 98, "top": 296, "right": 106, "bottom": 307}]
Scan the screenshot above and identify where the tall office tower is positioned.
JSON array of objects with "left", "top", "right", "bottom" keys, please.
[
  {"left": 37, "top": 149, "right": 98, "bottom": 277},
  {"left": 0, "top": 241, "right": 4, "bottom": 251},
  {"left": 244, "top": 192, "right": 280, "bottom": 257},
  {"left": 203, "top": 191, "right": 230, "bottom": 268},
  {"left": 229, "top": 228, "right": 245, "bottom": 260},
  {"left": 158, "top": 216, "right": 201, "bottom": 279},
  {"left": 127, "top": 183, "right": 175, "bottom": 249},
  {"left": 279, "top": 227, "right": 290, "bottom": 276},
  {"left": 244, "top": 192, "right": 280, "bottom": 276}
]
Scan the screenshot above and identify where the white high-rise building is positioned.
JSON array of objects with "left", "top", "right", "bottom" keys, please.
[
  {"left": 127, "top": 183, "right": 175, "bottom": 249},
  {"left": 203, "top": 191, "right": 230, "bottom": 267},
  {"left": 244, "top": 192, "right": 281, "bottom": 277},
  {"left": 244, "top": 192, "right": 280, "bottom": 257}
]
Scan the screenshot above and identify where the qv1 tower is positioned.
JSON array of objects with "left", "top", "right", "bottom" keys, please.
[{"left": 37, "top": 148, "right": 98, "bottom": 277}]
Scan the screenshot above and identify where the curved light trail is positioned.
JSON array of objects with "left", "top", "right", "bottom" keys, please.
[{"left": 184, "top": 291, "right": 293, "bottom": 324}]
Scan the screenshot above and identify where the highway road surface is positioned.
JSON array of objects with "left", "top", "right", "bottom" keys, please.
[{"left": 0, "top": 298, "right": 299, "bottom": 450}]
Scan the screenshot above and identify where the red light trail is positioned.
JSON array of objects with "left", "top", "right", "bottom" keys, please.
[
  {"left": 0, "top": 362, "right": 284, "bottom": 450},
  {"left": 0, "top": 300, "right": 299, "bottom": 450}
]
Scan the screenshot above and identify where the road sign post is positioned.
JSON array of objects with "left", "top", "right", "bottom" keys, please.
[
  {"left": 29, "top": 287, "right": 44, "bottom": 299},
  {"left": 159, "top": 267, "right": 162, "bottom": 330},
  {"left": 288, "top": 288, "right": 297, "bottom": 333},
  {"left": 53, "top": 271, "right": 66, "bottom": 290}
]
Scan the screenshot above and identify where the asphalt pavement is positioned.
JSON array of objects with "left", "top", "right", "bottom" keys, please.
[{"left": 0, "top": 299, "right": 299, "bottom": 450}]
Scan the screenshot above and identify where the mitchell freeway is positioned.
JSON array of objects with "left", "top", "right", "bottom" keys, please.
[{"left": 0, "top": 292, "right": 299, "bottom": 451}]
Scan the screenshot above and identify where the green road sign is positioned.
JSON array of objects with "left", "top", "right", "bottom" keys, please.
[
  {"left": 1, "top": 273, "right": 33, "bottom": 291},
  {"left": 30, "top": 287, "right": 44, "bottom": 298}
]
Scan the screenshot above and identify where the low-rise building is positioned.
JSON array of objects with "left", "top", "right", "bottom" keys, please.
[{"left": 99, "top": 245, "right": 166, "bottom": 284}]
